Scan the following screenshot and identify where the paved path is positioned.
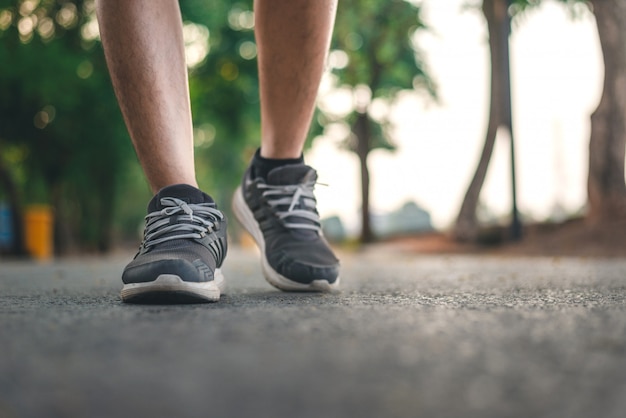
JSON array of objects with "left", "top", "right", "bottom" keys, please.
[{"left": 1, "top": 247, "right": 625, "bottom": 418}]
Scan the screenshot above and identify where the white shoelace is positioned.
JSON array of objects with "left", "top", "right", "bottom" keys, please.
[
  {"left": 142, "top": 197, "right": 224, "bottom": 249},
  {"left": 258, "top": 180, "right": 322, "bottom": 233}
]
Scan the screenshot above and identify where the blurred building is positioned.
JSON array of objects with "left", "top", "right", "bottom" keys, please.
[
  {"left": 322, "top": 201, "right": 433, "bottom": 242},
  {"left": 372, "top": 201, "right": 433, "bottom": 238}
]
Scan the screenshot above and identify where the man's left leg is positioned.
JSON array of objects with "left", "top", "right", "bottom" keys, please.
[{"left": 233, "top": 0, "right": 340, "bottom": 292}]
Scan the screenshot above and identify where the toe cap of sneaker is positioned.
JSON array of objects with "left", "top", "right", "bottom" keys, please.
[
  {"left": 122, "top": 258, "right": 215, "bottom": 284},
  {"left": 273, "top": 256, "right": 339, "bottom": 285}
]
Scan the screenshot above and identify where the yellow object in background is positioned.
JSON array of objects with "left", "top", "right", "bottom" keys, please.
[{"left": 24, "top": 205, "right": 54, "bottom": 260}]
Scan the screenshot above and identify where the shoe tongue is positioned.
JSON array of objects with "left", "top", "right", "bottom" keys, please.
[
  {"left": 266, "top": 165, "right": 320, "bottom": 240},
  {"left": 266, "top": 164, "right": 317, "bottom": 185},
  {"left": 148, "top": 184, "right": 214, "bottom": 212}
]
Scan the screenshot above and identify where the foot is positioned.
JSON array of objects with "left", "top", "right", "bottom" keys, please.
[
  {"left": 233, "top": 161, "right": 340, "bottom": 292},
  {"left": 121, "top": 184, "right": 228, "bottom": 303}
]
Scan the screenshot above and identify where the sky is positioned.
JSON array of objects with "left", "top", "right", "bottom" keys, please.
[{"left": 306, "top": 0, "right": 604, "bottom": 232}]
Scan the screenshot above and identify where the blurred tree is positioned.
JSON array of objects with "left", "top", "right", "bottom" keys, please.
[
  {"left": 586, "top": 0, "right": 626, "bottom": 222},
  {"left": 181, "top": 0, "right": 261, "bottom": 227},
  {"left": 453, "top": 0, "right": 602, "bottom": 242},
  {"left": 315, "top": 0, "right": 435, "bottom": 243},
  {"left": 0, "top": 0, "right": 133, "bottom": 253}
]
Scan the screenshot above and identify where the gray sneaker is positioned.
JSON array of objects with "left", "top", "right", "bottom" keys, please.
[
  {"left": 121, "top": 184, "right": 227, "bottom": 303},
  {"left": 232, "top": 163, "right": 340, "bottom": 292}
]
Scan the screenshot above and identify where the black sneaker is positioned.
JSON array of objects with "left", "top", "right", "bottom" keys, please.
[
  {"left": 232, "top": 163, "right": 340, "bottom": 292},
  {"left": 121, "top": 184, "right": 227, "bottom": 303}
]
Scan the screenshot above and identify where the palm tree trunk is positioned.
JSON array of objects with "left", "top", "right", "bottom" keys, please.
[{"left": 454, "top": 0, "right": 507, "bottom": 241}]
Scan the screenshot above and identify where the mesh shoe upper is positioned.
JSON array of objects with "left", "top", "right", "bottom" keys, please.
[
  {"left": 241, "top": 164, "right": 339, "bottom": 284},
  {"left": 122, "top": 184, "right": 227, "bottom": 285}
]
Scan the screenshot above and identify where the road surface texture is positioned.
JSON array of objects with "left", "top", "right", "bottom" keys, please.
[{"left": 1, "top": 246, "right": 625, "bottom": 418}]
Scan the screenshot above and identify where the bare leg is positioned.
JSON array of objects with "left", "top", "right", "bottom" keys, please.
[
  {"left": 254, "top": 0, "right": 337, "bottom": 159},
  {"left": 96, "top": 0, "right": 196, "bottom": 193}
]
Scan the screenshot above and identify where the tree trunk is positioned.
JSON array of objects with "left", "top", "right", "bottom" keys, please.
[
  {"left": 96, "top": 184, "right": 115, "bottom": 253},
  {"left": 353, "top": 112, "right": 374, "bottom": 243},
  {"left": 454, "top": 0, "right": 508, "bottom": 241},
  {"left": 51, "top": 183, "right": 73, "bottom": 256},
  {"left": 587, "top": 0, "right": 626, "bottom": 222}
]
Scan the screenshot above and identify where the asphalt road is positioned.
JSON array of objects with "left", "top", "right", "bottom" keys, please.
[{"left": 1, "top": 246, "right": 625, "bottom": 418}]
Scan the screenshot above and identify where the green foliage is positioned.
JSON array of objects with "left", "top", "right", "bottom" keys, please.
[
  {"left": 181, "top": 0, "right": 261, "bottom": 226},
  {"left": 315, "top": 0, "right": 436, "bottom": 153},
  {"left": 0, "top": 0, "right": 133, "bottom": 251},
  {"left": 332, "top": 0, "right": 434, "bottom": 96},
  {"left": 0, "top": 0, "right": 262, "bottom": 250},
  {"left": 182, "top": 0, "right": 260, "bottom": 198}
]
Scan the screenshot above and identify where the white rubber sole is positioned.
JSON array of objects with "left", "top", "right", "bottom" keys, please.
[
  {"left": 232, "top": 186, "right": 340, "bottom": 292},
  {"left": 121, "top": 270, "right": 224, "bottom": 303}
]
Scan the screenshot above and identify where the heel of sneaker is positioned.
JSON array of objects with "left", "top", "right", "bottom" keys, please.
[{"left": 232, "top": 186, "right": 265, "bottom": 250}]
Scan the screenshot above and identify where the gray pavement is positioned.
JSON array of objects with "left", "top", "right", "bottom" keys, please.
[{"left": 1, "top": 246, "right": 625, "bottom": 418}]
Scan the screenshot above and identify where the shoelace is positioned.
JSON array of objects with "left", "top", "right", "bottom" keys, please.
[
  {"left": 142, "top": 197, "right": 224, "bottom": 249},
  {"left": 258, "top": 179, "right": 322, "bottom": 233}
]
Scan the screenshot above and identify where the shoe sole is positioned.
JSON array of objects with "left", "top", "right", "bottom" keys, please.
[
  {"left": 233, "top": 186, "right": 339, "bottom": 292},
  {"left": 120, "top": 270, "right": 224, "bottom": 304}
]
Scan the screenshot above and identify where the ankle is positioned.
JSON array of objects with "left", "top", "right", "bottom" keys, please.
[{"left": 252, "top": 148, "right": 303, "bottom": 179}]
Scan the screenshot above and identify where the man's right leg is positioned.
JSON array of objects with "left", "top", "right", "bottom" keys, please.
[
  {"left": 96, "top": 0, "right": 196, "bottom": 192},
  {"left": 96, "top": 0, "right": 227, "bottom": 303}
]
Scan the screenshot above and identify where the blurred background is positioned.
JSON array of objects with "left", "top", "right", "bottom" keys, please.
[{"left": 0, "top": 0, "right": 624, "bottom": 259}]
